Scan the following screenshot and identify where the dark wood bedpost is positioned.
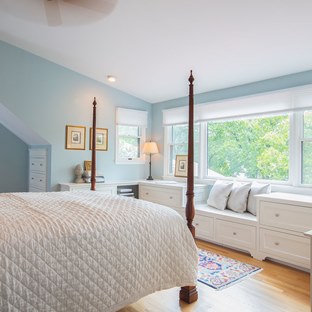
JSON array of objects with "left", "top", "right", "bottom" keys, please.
[
  {"left": 180, "top": 71, "right": 198, "bottom": 304},
  {"left": 91, "top": 97, "right": 97, "bottom": 191}
]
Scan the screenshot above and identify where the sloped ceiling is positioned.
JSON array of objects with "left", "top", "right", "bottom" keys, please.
[
  {"left": 1, "top": 1, "right": 312, "bottom": 103},
  {"left": 0, "top": 102, "right": 49, "bottom": 146}
]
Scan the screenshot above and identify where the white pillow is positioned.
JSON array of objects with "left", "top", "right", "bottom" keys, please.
[
  {"left": 247, "top": 183, "right": 271, "bottom": 215},
  {"left": 227, "top": 182, "right": 252, "bottom": 213},
  {"left": 207, "top": 180, "right": 233, "bottom": 210}
]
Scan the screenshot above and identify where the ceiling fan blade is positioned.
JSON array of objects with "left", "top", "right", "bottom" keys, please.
[
  {"left": 63, "top": 0, "right": 117, "bottom": 14},
  {"left": 44, "top": 0, "right": 62, "bottom": 26}
]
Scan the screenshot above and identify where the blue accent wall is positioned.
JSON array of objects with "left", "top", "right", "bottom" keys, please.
[
  {"left": 0, "top": 41, "right": 152, "bottom": 190},
  {"left": 151, "top": 70, "right": 312, "bottom": 178},
  {"left": 0, "top": 123, "right": 28, "bottom": 192}
]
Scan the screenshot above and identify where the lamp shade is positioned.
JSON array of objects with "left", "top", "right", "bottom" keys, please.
[{"left": 143, "top": 142, "right": 159, "bottom": 154}]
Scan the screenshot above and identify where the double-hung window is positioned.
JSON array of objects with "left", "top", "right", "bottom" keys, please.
[
  {"left": 115, "top": 108, "right": 147, "bottom": 164},
  {"left": 166, "top": 123, "right": 200, "bottom": 176}
]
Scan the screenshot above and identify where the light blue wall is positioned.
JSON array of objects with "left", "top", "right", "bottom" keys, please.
[
  {"left": 152, "top": 70, "right": 312, "bottom": 178},
  {"left": 2, "top": 40, "right": 312, "bottom": 188},
  {"left": 0, "top": 123, "right": 28, "bottom": 192},
  {"left": 0, "top": 41, "right": 152, "bottom": 191}
]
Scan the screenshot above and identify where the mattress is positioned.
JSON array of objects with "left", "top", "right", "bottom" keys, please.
[{"left": 0, "top": 191, "right": 198, "bottom": 312}]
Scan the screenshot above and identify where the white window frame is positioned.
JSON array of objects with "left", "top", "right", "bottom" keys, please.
[
  {"left": 115, "top": 124, "right": 146, "bottom": 164},
  {"left": 164, "top": 123, "right": 201, "bottom": 178},
  {"left": 115, "top": 108, "right": 147, "bottom": 165}
]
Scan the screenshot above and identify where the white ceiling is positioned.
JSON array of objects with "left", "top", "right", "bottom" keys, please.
[{"left": 1, "top": 0, "right": 312, "bottom": 103}]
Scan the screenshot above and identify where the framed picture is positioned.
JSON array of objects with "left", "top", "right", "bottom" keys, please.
[
  {"left": 84, "top": 160, "right": 92, "bottom": 171},
  {"left": 90, "top": 128, "right": 108, "bottom": 151},
  {"left": 65, "top": 125, "right": 86, "bottom": 150},
  {"left": 174, "top": 155, "right": 188, "bottom": 177}
]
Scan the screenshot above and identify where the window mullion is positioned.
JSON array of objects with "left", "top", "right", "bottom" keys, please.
[
  {"left": 199, "top": 122, "right": 207, "bottom": 179},
  {"left": 163, "top": 126, "right": 171, "bottom": 176},
  {"left": 291, "top": 111, "right": 302, "bottom": 186}
]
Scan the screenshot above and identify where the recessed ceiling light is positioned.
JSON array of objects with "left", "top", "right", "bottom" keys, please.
[{"left": 107, "top": 75, "right": 116, "bottom": 82}]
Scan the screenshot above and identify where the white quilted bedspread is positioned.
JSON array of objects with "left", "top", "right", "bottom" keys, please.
[{"left": 0, "top": 191, "right": 198, "bottom": 312}]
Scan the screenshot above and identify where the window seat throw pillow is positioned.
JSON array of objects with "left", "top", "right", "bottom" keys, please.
[
  {"left": 247, "top": 182, "right": 271, "bottom": 215},
  {"left": 207, "top": 180, "right": 233, "bottom": 210},
  {"left": 227, "top": 182, "right": 252, "bottom": 213}
]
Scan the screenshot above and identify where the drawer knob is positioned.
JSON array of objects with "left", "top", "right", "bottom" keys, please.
[
  {"left": 195, "top": 223, "right": 199, "bottom": 226},
  {"left": 40, "top": 179, "right": 42, "bottom": 182},
  {"left": 32, "top": 163, "right": 35, "bottom": 165},
  {"left": 40, "top": 164, "right": 43, "bottom": 166},
  {"left": 275, "top": 242, "right": 280, "bottom": 246},
  {"left": 145, "top": 192, "right": 149, "bottom": 195},
  {"left": 169, "top": 196, "right": 173, "bottom": 199},
  {"left": 275, "top": 213, "right": 280, "bottom": 217},
  {"left": 31, "top": 177, "right": 34, "bottom": 180},
  {"left": 233, "top": 232, "right": 237, "bottom": 236}
]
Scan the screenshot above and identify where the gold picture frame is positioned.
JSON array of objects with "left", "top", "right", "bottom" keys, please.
[
  {"left": 174, "top": 155, "right": 188, "bottom": 177},
  {"left": 84, "top": 160, "right": 92, "bottom": 171},
  {"left": 90, "top": 128, "right": 108, "bottom": 151},
  {"left": 65, "top": 125, "right": 86, "bottom": 150}
]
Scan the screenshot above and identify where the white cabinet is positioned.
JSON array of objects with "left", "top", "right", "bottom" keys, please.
[
  {"left": 216, "top": 219, "right": 256, "bottom": 251},
  {"left": 59, "top": 183, "right": 117, "bottom": 195},
  {"left": 139, "top": 186, "right": 312, "bottom": 269},
  {"left": 259, "top": 201, "right": 312, "bottom": 233},
  {"left": 257, "top": 193, "right": 312, "bottom": 269},
  {"left": 194, "top": 214, "right": 214, "bottom": 240},
  {"left": 29, "top": 148, "right": 49, "bottom": 192},
  {"left": 194, "top": 205, "right": 257, "bottom": 256},
  {"left": 260, "top": 229, "right": 310, "bottom": 268},
  {"left": 138, "top": 181, "right": 207, "bottom": 208},
  {"left": 139, "top": 184, "right": 182, "bottom": 207}
]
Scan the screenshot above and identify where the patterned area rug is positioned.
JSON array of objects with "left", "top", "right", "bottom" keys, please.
[{"left": 198, "top": 249, "right": 262, "bottom": 290}]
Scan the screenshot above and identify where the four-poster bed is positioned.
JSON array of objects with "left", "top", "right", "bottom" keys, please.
[{"left": 0, "top": 72, "right": 198, "bottom": 311}]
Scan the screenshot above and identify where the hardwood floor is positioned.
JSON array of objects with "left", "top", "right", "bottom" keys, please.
[{"left": 119, "top": 240, "right": 310, "bottom": 312}]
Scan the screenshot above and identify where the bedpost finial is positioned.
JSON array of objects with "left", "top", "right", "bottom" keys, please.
[
  {"left": 93, "top": 97, "right": 97, "bottom": 106},
  {"left": 189, "top": 70, "right": 194, "bottom": 84}
]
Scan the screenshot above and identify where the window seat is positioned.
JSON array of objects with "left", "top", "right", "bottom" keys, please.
[
  {"left": 192, "top": 204, "right": 258, "bottom": 258},
  {"left": 195, "top": 204, "right": 257, "bottom": 225}
]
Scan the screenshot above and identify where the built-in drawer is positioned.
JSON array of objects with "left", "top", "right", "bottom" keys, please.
[
  {"left": 139, "top": 185, "right": 182, "bottom": 208},
  {"left": 215, "top": 219, "right": 256, "bottom": 250},
  {"left": 29, "top": 172, "right": 46, "bottom": 189},
  {"left": 194, "top": 215, "right": 214, "bottom": 240},
  {"left": 259, "top": 228, "right": 310, "bottom": 268},
  {"left": 29, "top": 158, "right": 46, "bottom": 172},
  {"left": 259, "top": 201, "right": 312, "bottom": 233}
]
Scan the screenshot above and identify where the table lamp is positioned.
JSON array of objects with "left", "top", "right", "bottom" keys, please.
[{"left": 143, "top": 141, "right": 159, "bottom": 180}]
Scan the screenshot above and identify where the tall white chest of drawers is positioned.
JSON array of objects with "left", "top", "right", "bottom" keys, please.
[
  {"left": 257, "top": 193, "right": 312, "bottom": 269},
  {"left": 28, "top": 148, "right": 49, "bottom": 192}
]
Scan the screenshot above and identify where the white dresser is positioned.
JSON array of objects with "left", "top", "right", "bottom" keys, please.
[
  {"left": 29, "top": 148, "right": 49, "bottom": 192},
  {"left": 257, "top": 193, "right": 312, "bottom": 269},
  {"left": 59, "top": 181, "right": 140, "bottom": 196}
]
